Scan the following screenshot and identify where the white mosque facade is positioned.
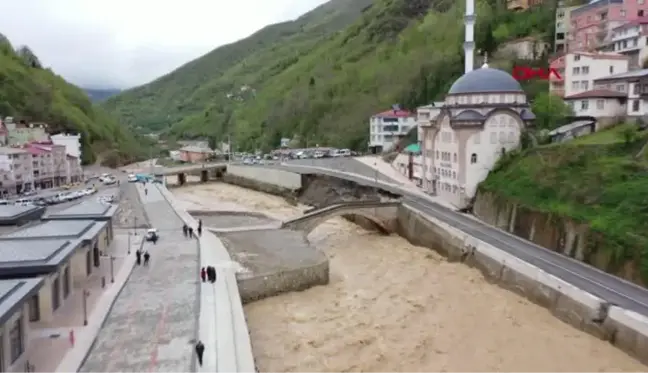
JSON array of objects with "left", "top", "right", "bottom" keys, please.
[{"left": 419, "top": 65, "right": 536, "bottom": 209}]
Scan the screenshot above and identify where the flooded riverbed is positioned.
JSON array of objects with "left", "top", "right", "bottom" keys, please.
[{"left": 172, "top": 183, "right": 645, "bottom": 372}]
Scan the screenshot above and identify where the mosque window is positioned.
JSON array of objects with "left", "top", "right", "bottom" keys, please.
[
  {"left": 453, "top": 185, "right": 458, "bottom": 194},
  {"left": 453, "top": 153, "right": 457, "bottom": 162},
  {"left": 499, "top": 131, "right": 506, "bottom": 142},
  {"left": 470, "top": 153, "right": 478, "bottom": 164},
  {"left": 490, "top": 132, "right": 497, "bottom": 144},
  {"left": 452, "top": 171, "right": 456, "bottom": 179},
  {"left": 508, "top": 132, "right": 515, "bottom": 142}
]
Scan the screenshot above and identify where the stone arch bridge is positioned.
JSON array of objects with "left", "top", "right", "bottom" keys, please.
[{"left": 282, "top": 201, "right": 401, "bottom": 234}]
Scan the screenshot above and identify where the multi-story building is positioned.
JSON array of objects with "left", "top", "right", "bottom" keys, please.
[
  {"left": 555, "top": 4, "right": 581, "bottom": 53},
  {"left": 601, "top": 18, "right": 648, "bottom": 68},
  {"left": 416, "top": 103, "right": 444, "bottom": 191},
  {"left": 30, "top": 142, "right": 68, "bottom": 187},
  {"left": 66, "top": 155, "right": 82, "bottom": 183},
  {"left": 550, "top": 52, "right": 629, "bottom": 97},
  {"left": 368, "top": 109, "right": 416, "bottom": 153},
  {"left": 595, "top": 68, "right": 648, "bottom": 116},
  {"left": 568, "top": 0, "right": 625, "bottom": 52},
  {"left": 25, "top": 145, "right": 51, "bottom": 190},
  {"left": 50, "top": 133, "right": 82, "bottom": 163},
  {"left": 0, "top": 147, "right": 34, "bottom": 195}
]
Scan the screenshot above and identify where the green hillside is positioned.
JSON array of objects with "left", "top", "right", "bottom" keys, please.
[
  {"left": 105, "top": 0, "right": 555, "bottom": 151},
  {"left": 0, "top": 36, "right": 147, "bottom": 166}
]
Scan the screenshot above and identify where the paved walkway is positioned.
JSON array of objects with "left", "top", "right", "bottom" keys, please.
[{"left": 80, "top": 184, "right": 199, "bottom": 372}]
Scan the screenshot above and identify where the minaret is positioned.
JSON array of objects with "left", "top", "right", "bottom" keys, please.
[{"left": 464, "top": 0, "right": 475, "bottom": 74}]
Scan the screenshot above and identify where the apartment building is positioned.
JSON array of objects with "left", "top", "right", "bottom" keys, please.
[
  {"left": 568, "top": 0, "right": 624, "bottom": 52},
  {"left": 601, "top": 18, "right": 648, "bottom": 68},
  {"left": 550, "top": 52, "right": 629, "bottom": 97},
  {"left": 594, "top": 68, "right": 648, "bottom": 116},
  {"left": 50, "top": 133, "right": 82, "bottom": 163},
  {"left": 0, "top": 147, "right": 34, "bottom": 195},
  {"left": 30, "top": 142, "right": 68, "bottom": 187},
  {"left": 555, "top": 4, "right": 581, "bottom": 53},
  {"left": 368, "top": 109, "right": 416, "bottom": 153}
]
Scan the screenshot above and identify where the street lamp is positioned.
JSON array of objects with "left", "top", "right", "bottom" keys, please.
[
  {"left": 110, "top": 256, "right": 115, "bottom": 283},
  {"left": 82, "top": 289, "right": 90, "bottom": 326},
  {"left": 127, "top": 232, "right": 131, "bottom": 255},
  {"left": 133, "top": 216, "right": 137, "bottom": 236}
]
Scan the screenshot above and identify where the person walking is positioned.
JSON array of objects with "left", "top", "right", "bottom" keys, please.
[
  {"left": 188, "top": 227, "right": 194, "bottom": 238},
  {"left": 143, "top": 251, "right": 150, "bottom": 266},
  {"left": 135, "top": 250, "right": 142, "bottom": 265},
  {"left": 197, "top": 225, "right": 202, "bottom": 236},
  {"left": 144, "top": 188, "right": 148, "bottom": 196},
  {"left": 182, "top": 224, "right": 188, "bottom": 237},
  {"left": 195, "top": 340, "right": 205, "bottom": 367},
  {"left": 200, "top": 267, "right": 206, "bottom": 282}
]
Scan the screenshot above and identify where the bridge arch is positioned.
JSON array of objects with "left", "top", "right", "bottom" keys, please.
[{"left": 282, "top": 202, "right": 399, "bottom": 235}]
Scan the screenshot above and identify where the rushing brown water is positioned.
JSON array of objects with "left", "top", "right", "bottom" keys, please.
[{"left": 173, "top": 183, "right": 645, "bottom": 372}]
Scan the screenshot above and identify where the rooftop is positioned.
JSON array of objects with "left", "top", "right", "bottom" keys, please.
[
  {"left": 0, "top": 205, "right": 46, "bottom": 224},
  {"left": 43, "top": 201, "right": 117, "bottom": 220},
  {"left": 372, "top": 109, "right": 413, "bottom": 118},
  {"left": 448, "top": 67, "right": 523, "bottom": 95},
  {"left": 180, "top": 145, "right": 214, "bottom": 153},
  {"left": 0, "top": 278, "right": 43, "bottom": 325},
  {"left": 0, "top": 238, "right": 82, "bottom": 275},
  {"left": 0, "top": 219, "right": 106, "bottom": 240},
  {"left": 0, "top": 147, "right": 27, "bottom": 155},
  {"left": 566, "top": 89, "right": 628, "bottom": 99},
  {"left": 594, "top": 68, "right": 648, "bottom": 82}
]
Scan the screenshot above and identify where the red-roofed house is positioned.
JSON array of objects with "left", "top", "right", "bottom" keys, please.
[{"left": 368, "top": 109, "right": 416, "bottom": 153}]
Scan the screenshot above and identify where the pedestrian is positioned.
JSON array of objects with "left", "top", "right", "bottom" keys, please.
[
  {"left": 206, "top": 266, "right": 213, "bottom": 283},
  {"left": 144, "top": 188, "right": 148, "bottom": 196},
  {"left": 195, "top": 340, "right": 205, "bottom": 367},
  {"left": 135, "top": 250, "right": 142, "bottom": 265},
  {"left": 188, "top": 227, "right": 194, "bottom": 238},
  {"left": 144, "top": 251, "right": 150, "bottom": 266},
  {"left": 152, "top": 234, "right": 158, "bottom": 245},
  {"left": 208, "top": 266, "right": 217, "bottom": 283},
  {"left": 197, "top": 225, "right": 202, "bottom": 236},
  {"left": 198, "top": 219, "right": 203, "bottom": 231},
  {"left": 200, "top": 267, "right": 206, "bottom": 282},
  {"left": 182, "top": 224, "right": 188, "bottom": 237}
]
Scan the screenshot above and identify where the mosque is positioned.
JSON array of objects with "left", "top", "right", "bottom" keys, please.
[{"left": 418, "top": 0, "right": 535, "bottom": 209}]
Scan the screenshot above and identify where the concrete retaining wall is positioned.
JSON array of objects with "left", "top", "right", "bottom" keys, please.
[
  {"left": 238, "top": 261, "right": 329, "bottom": 304},
  {"left": 226, "top": 166, "right": 302, "bottom": 190},
  {"left": 397, "top": 204, "right": 648, "bottom": 364}
]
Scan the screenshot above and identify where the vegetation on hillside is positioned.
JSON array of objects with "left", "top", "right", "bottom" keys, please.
[
  {"left": 480, "top": 125, "right": 648, "bottom": 283},
  {"left": 105, "top": 0, "right": 557, "bottom": 151},
  {"left": 0, "top": 35, "right": 149, "bottom": 166}
]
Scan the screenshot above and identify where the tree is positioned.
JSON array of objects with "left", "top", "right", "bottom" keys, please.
[
  {"left": 16, "top": 46, "right": 42, "bottom": 69},
  {"left": 531, "top": 92, "right": 572, "bottom": 130}
]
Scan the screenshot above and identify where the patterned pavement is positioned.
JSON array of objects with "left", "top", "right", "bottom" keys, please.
[{"left": 80, "top": 185, "right": 199, "bottom": 372}]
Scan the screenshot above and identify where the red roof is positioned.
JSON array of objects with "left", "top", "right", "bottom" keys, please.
[
  {"left": 25, "top": 145, "right": 49, "bottom": 156},
  {"left": 373, "top": 109, "right": 413, "bottom": 118},
  {"left": 566, "top": 89, "right": 627, "bottom": 99}
]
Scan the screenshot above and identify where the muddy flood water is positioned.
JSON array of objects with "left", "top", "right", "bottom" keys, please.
[{"left": 172, "top": 183, "right": 645, "bottom": 372}]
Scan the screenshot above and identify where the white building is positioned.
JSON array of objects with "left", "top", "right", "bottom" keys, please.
[
  {"left": 368, "top": 109, "right": 416, "bottom": 153},
  {"left": 565, "top": 89, "right": 627, "bottom": 119},
  {"left": 603, "top": 19, "right": 648, "bottom": 69},
  {"left": 419, "top": 65, "right": 535, "bottom": 208},
  {"left": 50, "top": 133, "right": 82, "bottom": 164},
  {"left": 551, "top": 52, "right": 630, "bottom": 98}
]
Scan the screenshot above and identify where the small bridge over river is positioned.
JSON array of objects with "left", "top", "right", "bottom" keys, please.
[{"left": 282, "top": 200, "right": 401, "bottom": 234}]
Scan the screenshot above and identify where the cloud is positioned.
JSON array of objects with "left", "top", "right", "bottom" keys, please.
[{"left": 0, "top": 0, "right": 328, "bottom": 88}]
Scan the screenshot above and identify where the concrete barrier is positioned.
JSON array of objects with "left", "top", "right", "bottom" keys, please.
[
  {"left": 155, "top": 185, "right": 255, "bottom": 373},
  {"left": 226, "top": 166, "right": 302, "bottom": 190},
  {"left": 606, "top": 306, "right": 648, "bottom": 364}
]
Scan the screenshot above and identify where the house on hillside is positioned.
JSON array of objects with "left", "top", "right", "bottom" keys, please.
[
  {"left": 368, "top": 108, "right": 416, "bottom": 153},
  {"left": 179, "top": 145, "right": 214, "bottom": 163}
]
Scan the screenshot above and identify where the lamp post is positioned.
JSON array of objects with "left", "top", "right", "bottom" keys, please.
[
  {"left": 110, "top": 256, "right": 115, "bottom": 283},
  {"left": 127, "top": 232, "right": 131, "bottom": 255},
  {"left": 133, "top": 216, "right": 137, "bottom": 236},
  {"left": 373, "top": 162, "right": 379, "bottom": 185},
  {"left": 82, "top": 289, "right": 90, "bottom": 326}
]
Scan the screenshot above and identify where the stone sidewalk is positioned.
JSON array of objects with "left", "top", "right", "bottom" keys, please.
[{"left": 80, "top": 183, "right": 199, "bottom": 372}]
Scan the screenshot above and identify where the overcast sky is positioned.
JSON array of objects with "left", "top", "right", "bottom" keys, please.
[{"left": 0, "top": 0, "right": 328, "bottom": 89}]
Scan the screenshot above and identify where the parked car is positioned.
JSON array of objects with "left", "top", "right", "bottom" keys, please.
[{"left": 145, "top": 228, "right": 159, "bottom": 242}]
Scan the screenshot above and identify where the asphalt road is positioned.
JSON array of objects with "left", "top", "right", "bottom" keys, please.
[{"left": 276, "top": 158, "right": 648, "bottom": 316}]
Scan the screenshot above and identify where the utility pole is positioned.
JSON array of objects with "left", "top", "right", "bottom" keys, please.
[{"left": 228, "top": 134, "right": 232, "bottom": 163}]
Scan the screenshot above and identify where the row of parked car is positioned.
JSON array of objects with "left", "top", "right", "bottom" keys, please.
[{"left": 1, "top": 187, "right": 99, "bottom": 207}]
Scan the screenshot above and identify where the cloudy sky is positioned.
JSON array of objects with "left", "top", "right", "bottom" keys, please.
[{"left": 0, "top": 0, "right": 328, "bottom": 89}]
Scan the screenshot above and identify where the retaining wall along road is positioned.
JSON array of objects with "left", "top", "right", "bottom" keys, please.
[
  {"left": 224, "top": 165, "right": 648, "bottom": 365},
  {"left": 226, "top": 165, "right": 302, "bottom": 190}
]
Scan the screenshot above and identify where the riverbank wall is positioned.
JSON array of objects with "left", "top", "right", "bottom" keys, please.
[{"left": 219, "top": 165, "right": 648, "bottom": 365}]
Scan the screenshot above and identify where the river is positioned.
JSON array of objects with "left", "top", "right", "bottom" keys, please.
[{"left": 172, "top": 183, "right": 645, "bottom": 372}]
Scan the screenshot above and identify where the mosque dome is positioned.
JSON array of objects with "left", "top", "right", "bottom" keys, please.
[{"left": 448, "top": 66, "right": 523, "bottom": 95}]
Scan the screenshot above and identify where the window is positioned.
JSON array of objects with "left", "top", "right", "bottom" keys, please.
[
  {"left": 573, "top": 67, "right": 580, "bottom": 75},
  {"left": 9, "top": 318, "right": 23, "bottom": 363},
  {"left": 616, "top": 84, "right": 625, "bottom": 92},
  {"left": 621, "top": 9, "right": 626, "bottom": 17},
  {"left": 581, "top": 100, "right": 589, "bottom": 110},
  {"left": 581, "top": 81, "right": 589, "bottom": 90},
  {"left": 63, "top": 267, "right": 70, "bottom": 299},
  {"left": 639, "top": 10, "right": 645, "bottom": 17},
  {"left": 508, "top": 132, "right": 515, "bottom": 142},
  {"left": 452, "top": 171, "right": 456, "bottom": 179},
  {"left": 499, "top": 131, "right": 506, "bottom": 142},
  {"left": 435, "top": 150, "right": 439, "bottom": 159},
  {"left": 633, "top": 99, "right": 640, "bottom": 112},
  {"left": 574, "top": 54, "right": 581, "bottom": 61},
  {"left": 582, "top": 66, "right": 590, "bottom": 74},
  {"left": 52, "top": 277, "right": 60, "bottom": 311},
  {"left": 453, "top": 153, "right": 457, "bottom": 162},
  {"left": 28, "top": 295, "right": 39, "bottom": 322},
  {"left": 470, "top": 153, "right": 477, "bottom": 164},
  {"left": 572, "top": 81, "right": 579, "bottom": 90},
  {"left": 634, "top": 83, "right": 640, "bottom": 95},
  {"left": 490, "top": 132, "right": 497, "bottom": 144},
  {"left": 596, "top": 99, "right": 605, "bottom": 110}
]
